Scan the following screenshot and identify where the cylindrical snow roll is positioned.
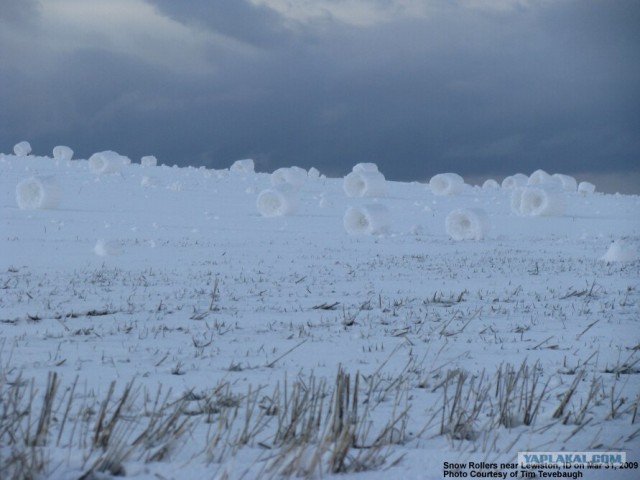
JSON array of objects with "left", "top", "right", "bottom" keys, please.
[
  {"left": 343, "top": 204, "right": 390, "bottom": 235},
  {"left": 271, "top": 166, "right": 307, "bottom": 189},
  {"left": 445, "top": 208, "right": 489, "bottom": 241},
  {"left": 578, "top": 181, "right": 596, "bottom": 195},
  {"left": 429, "top": 173, "right": 465, "bottom": 196},
  {"left": 552, "top": 173, "right": 577, "bottom": 192},
  {"left": 94, "top": 239, "right": 123, "bottom": 257},
  {"left": 230, "top": 158, "right": 255, "bottom": 174},
  {"left": 308, "top": 167, "right": 321, "bottom": 179},
  {"left": 510, "top": 187, "right": 525, "bottom": 214},
  {"left": 52, "top": 145, "right": 73, "bottom": 161},
  {"left": 501, "top": 173, "right": 528, "bottom": 189},
  {"left": 518, "top": 187, "right": 566, "bottom": 216},
  {"left": 352, "top": 162, "right": 379, "bottom": 173},
  {"left": 16, "top": 176, "right": 61, "bottom": 210},
  {"left": 343, "top": 170, "right": 387, "bottom": 197},
  {"left": 141, "top": 155, "right": 158, "bottom": 167},
  {"left": 89, "top": 151, "right": 130, "bottom": 174},
  {"left": 14, "top": 141, "right": 32, "bottom": 156},
  {"left": 482, "top": 179, "right": 500, "bottom": 190},
  {"left": 256, "top": 188, "right": 298, "bottom": 217},
  {"left": 527, "top": 169, "right": 554, "bottom": 186},
  {"left": 600, "top": 240, "right": 639, "bottom": 263}
]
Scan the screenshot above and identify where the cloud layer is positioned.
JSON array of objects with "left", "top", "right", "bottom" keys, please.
[{"left": 1, "top": 0, "right": 638, "bottom": 191}]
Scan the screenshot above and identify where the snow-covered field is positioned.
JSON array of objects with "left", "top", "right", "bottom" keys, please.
[{"left": 1, "top": 147, "right": 639, "bottom": 480}]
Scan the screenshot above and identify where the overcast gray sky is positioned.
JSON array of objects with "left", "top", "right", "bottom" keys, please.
[{"left": 1, "top": 0, "right": 639, "bottom": 192}]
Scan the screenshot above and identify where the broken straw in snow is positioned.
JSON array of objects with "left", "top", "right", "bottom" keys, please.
[
  {"left": 271, "top": 166, "right": 307, "bottom": 189},
  {"left": 445, "top": 208, "right": 489, "bottom": 241},
  {"left": 511, "top": 187, "right": 565, "bottom": 216},
  {"left": 89, "top": 150, "right": 131, "bottom": 174},
  {"left": 16, "top": 176, "right": 62, "bottom": 210},
  {"left": 256, "top": 187, "right": 298, "bottom": 217},
  {"left": 52, "top": 145, "right": 73, "bottom": 161},
  {"left": 429, "top": 173, "right": 465, "bottom": 196},
  {"left": 230, "top": 158, "right": 254, "bottom": 174},
  {"left": 343, "top": 170, "right": 386, "bottom": 197},
  {"left": 141, "top": 155, "right": 158, "bottom": 167},
  {"left": 343, "top": 204, "right": 390, "bottom": 235},
  {"left": 13, "top": 141, "right": 32, "bottom": 156}
]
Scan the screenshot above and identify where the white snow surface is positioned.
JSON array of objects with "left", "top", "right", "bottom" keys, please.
[{"left": 1, "top": 152, "right": 639, "bottom": 480}]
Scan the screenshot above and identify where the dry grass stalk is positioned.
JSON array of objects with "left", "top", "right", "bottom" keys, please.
[{"left": 553, "top": 369, "right": 585, "bottom": 419}]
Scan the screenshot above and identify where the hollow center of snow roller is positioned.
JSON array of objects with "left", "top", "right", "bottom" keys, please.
[
  {"left": 263, "top": 194, "right": 281, "bottom": 211},
  {"left": 25, "top": 182, "right": 43, "bottom": 204},
  {"left": 458, "top": 217, "right": 471, "bottom": 229}
]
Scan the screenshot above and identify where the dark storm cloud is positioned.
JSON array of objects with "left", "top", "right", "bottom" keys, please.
[
  {"left": 1, "top": 0, "right": 638, "bottom": 192},
  {"left": 147, "top": 0, "right": 289, "bottom": 47}
]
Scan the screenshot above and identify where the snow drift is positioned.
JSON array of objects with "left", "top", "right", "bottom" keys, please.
[
  {"left": 343, "top": 204, "right": 390, "bottom": 235},
  {"left": 429, "top": 173, "right": 464, "bottom": 196},
  {"left": 15, "top": 176, "right": 61, "bottom": 210},
  {"left": 256, "top": 188, "right": 298, "bottom": 217},
  {"left": 89, "top": 151, "right": 131, "bottom": 174},
  {"left": 343, "top": 170, "right": 386, "bottom": 198},
  {"left": 512, "top": 187, "right": 565, "bottom": 216},
  {"left": 445, "top": 208, "right": 489, "bottom": 241}
]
